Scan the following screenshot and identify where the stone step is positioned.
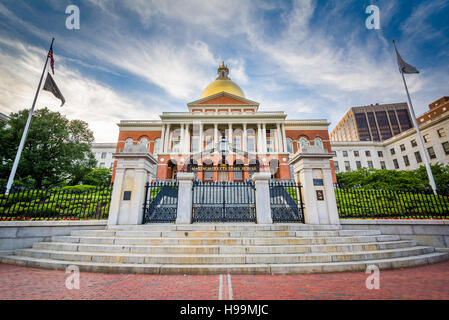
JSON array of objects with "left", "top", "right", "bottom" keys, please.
[
  {"left": 33, "top": 240, "right": 417, "bottom": 255},
  {"left": 70, "top": 229, "right": 381, "bottom": 238},
  {"left": 107, "top": 224, "right": 342, "bottom": 232},
  {"left": 15, "top": 246, "right": 434, "bottom": 264},
  {"left": 1, "top": 251, "right": 447, "bottom": 274},
  {"left": 51, "top": 234, "right": 400, "bottom": 246}
]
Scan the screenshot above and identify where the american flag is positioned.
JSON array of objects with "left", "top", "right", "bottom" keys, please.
[{"left": 48, "top": 44, "right": 55, "bottom": 75}]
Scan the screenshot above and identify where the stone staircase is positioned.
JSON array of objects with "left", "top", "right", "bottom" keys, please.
[{"left": 1, "top": 224, "right": 447, "bottom": 274}]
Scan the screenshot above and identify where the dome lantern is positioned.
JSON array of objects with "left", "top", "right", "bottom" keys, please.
[{"left": 201, "top": 62, "right": 245, "bottom": 99}]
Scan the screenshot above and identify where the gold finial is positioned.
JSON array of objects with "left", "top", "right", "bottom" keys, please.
[{"left": 221, "top": 61, "right": 225, "bottom": 68}]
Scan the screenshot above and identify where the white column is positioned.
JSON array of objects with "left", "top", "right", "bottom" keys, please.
[
  {"left": 199, "top": 123, "right": 203, "bottom": 152},
  {"left": 214, "top": 123, "right": 218, "bottom": 152},
  {"left": 243, "top": 123, "right": 247, "bottom": 152},
  {"left": 257, "top": 123, "right": 262, "bottom": 153},
  {"left": 164, "top": 124, "right": 171, "bottom": 153},
  {"left": 262, "top": 123, "right": 267, "bottom": 153},
  {"left": 159, "top": 124, "right": 166, "bottom": 154},
  {"left": 277, "top": 123, "right": 283, "bottom": 153},
  {"left": 228, "top": 123, "right": 233, "bottom": 151},
  {"left": 185, "top": 124, "right": 190, "bottom": 153},
  {"left": 282, "top": 124, "right": 287, "bottom": 154},
  {"left": 179, "top": 124, "right": 184, "bottom": 154}
]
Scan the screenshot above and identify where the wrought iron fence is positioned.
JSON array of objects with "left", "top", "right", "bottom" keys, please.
[
  {"left": 269, "top": 180, "right": 305, "bottom": 223},
  {"left": 143, "top": 180, "right": 179, "bottom": 223},
  {"left": 192, "top": 180, "right": 256, "bottom": 222},
  {"left": 0, "top": 185, "right": 112, "bottom": 220},
  {"left": 334, "top": 185, "right": 449, "bottom": 218}
]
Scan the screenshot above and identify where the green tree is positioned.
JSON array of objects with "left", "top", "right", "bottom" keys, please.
[
  {"left": 81, "top": 167, "right": 112, "bottom": 186},
  {"left": 0, "top": 108, "right": 96, "bottom": 188}
]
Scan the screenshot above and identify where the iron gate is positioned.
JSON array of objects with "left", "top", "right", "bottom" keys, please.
[
  {"left": 269, "top": 180, "right": 305, "bottom": 223},
  {"left": 192, "top": 180, "right": 256, "bottom": 222},
  {"left": 142, "top": 180, "right": 178, "bottom": 223}
]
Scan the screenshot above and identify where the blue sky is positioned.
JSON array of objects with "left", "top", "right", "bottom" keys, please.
[{"left": 0, "top": 0, "right": 448, "bottom": 142}]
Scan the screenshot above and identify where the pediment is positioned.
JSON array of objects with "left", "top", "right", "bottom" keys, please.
[{"left": 188, "top": 92, "right": 259, "bottom": 106}]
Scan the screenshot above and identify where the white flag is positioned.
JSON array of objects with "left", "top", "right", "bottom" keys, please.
[{"left": 393, "top": 40, "right": 419, "bottom": 74}]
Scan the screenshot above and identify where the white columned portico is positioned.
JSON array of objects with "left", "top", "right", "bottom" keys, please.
[{"left": 289, "top": 146, "right": 340, "bottom": 226}]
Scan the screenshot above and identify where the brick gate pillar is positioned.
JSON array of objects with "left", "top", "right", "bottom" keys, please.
[
  {"left": 289, "top": 146, "right": 339, "bottom": 225},
  {"left": 108, "top": 145, "right": 158, "bottom": 226}
]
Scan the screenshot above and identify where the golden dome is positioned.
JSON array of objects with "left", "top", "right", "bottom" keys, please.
[{"left": 200, "top": 62, "right": 245, "bottom": 99}]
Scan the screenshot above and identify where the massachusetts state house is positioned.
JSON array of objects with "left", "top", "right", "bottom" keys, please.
[{"left": 113, "top": 62, "right": 336, "bottom": 182}]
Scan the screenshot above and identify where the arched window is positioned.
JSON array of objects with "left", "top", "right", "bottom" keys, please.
[
  {"left": 286, "top": 138, "right": 294, "bottom": 154},
  {"left": 298, "top": 137, "right": 309, "bottom": 149},
  {"left": 139, "top": 138, "right": 149, "bottom": 150},
  {"left": 125, "top": 138, "right": 133, "bottom": 148},
  {"left": 154, "top": 138, "right": 161, "bottom": 155},
  {"left": 314, "top": 137, "right": 323, "bottom": 149}
]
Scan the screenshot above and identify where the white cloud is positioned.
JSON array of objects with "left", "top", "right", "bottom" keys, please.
[{"left": 0, "top": 38, "right": 157, "bottom": 143}]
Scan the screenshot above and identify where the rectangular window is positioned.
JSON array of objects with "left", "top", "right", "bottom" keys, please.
[
  {"left": 367, "top": 161, "right": 374, "bottom": 169},
  {"left": 367, "top": 112, "right": 380, "bottom": 141},
  {"left": 437, "top": 128, "right": 446, "bottom": 138},
  {"left": 343, "top": 151, "right": 348, "bottom": 157},
  {"left": 390, "top": 148, "right": 395, "bottom": 155},
  {"left": 100, "top": 162, "right": 105, "bottom": 168},
  {"left": 356, "top": 161, "right": 362, "bottom": 169},
  {"left": 334, "top": 161, "right": 340, "bottom": 173},
  {"left": 388, "top": 110, "right": 401, "bottom": 135},
  {"left": 443, "top": 142, "right": 449, "bottom": 155},
  {"left": 411, "top": 139, "right": 417, "bottom": 147},
  {"left": 415, "top": 151, "right": 422, "bottom": 163},
  {"left": 403, "top": 155, "right": 410, "bottom": 167},
  {"left": 365, "top": 150, "right": 371, "bottom": 157},
  {"left": 400, "top": 144, "right": 406, "bottom": 152},
  {"left": 396, "top": 109, "right": 413, "bottom": 131},
  {"left": 354, "top": 112, "right": 371, "bottom": 141},
  {"left": 427, "top": 147, "right": 436, "bottom": 159},
  {"left": 101, "top": 152, "right": 106, "bottom": 159},
  {"left": 423, "top": 134, "right": 430, "bottom": 143},
  {"left": 247, "top": 137, "right": 256, "bottom": 152},
  {"left": 354, "top": 150, "right": 359, "bottom": 157},
  {"left": 266, "top": 139, "right": 274, "bottom": 152},
  {"left": 393, "top": 158, "right": 399, "bottom": 169},
  {"left": 344, "top": 161, "right": 351, "bottom": 172},
  {"left": 191, "top": 137, "right": 198, "bottom": 153},
  {"left": 375, "top": 111, "right": 392, "bottom": 140},
  {"left": 378, "top": 151, "right": 383, "bottom": 157},
  {"left": 380, "top": 161, "right": 386, "bottom": 169},
  {"left": 233, "top": 137, "right": 241, "bottom": 150}
]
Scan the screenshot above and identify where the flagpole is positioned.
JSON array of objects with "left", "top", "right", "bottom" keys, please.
[
  {"left": 5, "top": 38, "right": 55, "bottom": 195},
  {"left": 397, "top": 53, "right": 438, "bottom": 195}
]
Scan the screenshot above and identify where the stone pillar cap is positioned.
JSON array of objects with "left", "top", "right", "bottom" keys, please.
[
  {"left": 177, "top": 172, "right": 196, "bottom": 181},
  {"left": 252, "top": 172, "right": 271, "bottom": 181}
]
